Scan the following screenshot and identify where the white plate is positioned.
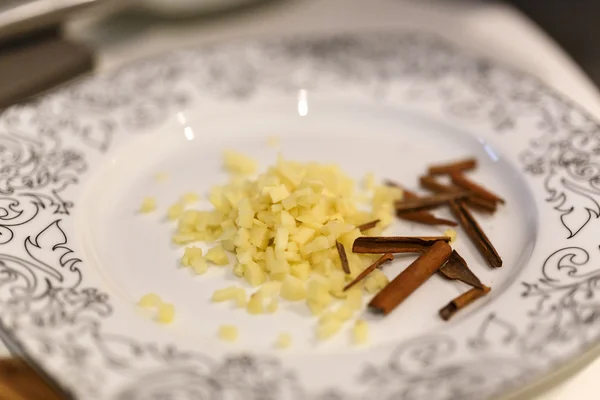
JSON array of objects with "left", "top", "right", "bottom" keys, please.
[{"left": 0, "top": 32, "right": 599, "bottom": 400}]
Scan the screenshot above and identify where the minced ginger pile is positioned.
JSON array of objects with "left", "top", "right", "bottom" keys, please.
[{"left": 140, "top": 151, "right": 403, "bottom": 345}]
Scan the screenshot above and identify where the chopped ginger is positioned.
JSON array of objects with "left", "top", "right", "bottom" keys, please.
[
  {"left": 364, "top": 269, "right": 389, "bottom": 293},
  {"left": 276, "top": 332, "right": 291, "bottom": 349},
  {"left": 167, "top": 203, "right": 185, "bottom": 220},
  {"left": 353, "top": 319, "right": 368, "bottom": 344},
  {"left": 181, "top": 246, "right": 203, "bottom": 266},
  {"left": 247, "top": 292, "right": 264, "bottom": 314},
  {"left": 156, "top": 303, "right": 175, "bottom": 324},
  {"left": 212, "top": 286, "right": 239, "bottom": 302},
  {"left": 316, "top": 318, "right": 342, "bottom": 340},
  {"left": 149, "top": 151, "right": 406, "bottom": 341},
  {"left": 205, "top": 245, "right": 229, "bottom": 265},
  {"left": 137, "top": 293, "right": 175, "bottom": 324},
  {"left": 137, "top": 293, "right": 162, "bottom": 308},
  {"left": 223, "top": 150, "right": 257, "bottom": 174},
  {"left": 444, "top": 228, "right": 457, "bottom": 243},
  {"left": 139, "top": 197, "right": 157, "bottom": 213},
  {"left": 280, "top": 276, "right": 306, "bottom": 301},
  {"left": 218, "top": 325, "right": 238, "bottom": 342},
  {"left": 182, "top": 192, "right": 199, "bottom": 204}
]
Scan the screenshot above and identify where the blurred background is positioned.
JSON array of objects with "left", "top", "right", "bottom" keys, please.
[{"left": 2, "top": 0, "right": 600, "bottom": 106}]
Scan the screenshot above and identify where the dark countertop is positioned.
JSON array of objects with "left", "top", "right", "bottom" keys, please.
[{"left": 508, "top": 1, "right": 600, "bottom": 86}]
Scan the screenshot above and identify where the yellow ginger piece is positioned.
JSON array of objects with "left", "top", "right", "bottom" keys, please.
[
  {"left": 181, "top": 192, "right": 199, "bottom": 204},
  {"left": 223, "top": 150, "right": 257, "bottom": 174},
  {"left": 275, "top": 332, "right": 291, "bottom": 349},
  {"left": 353, "top": 320, "right": 368, "bottom": 345},
  {"left": 364, "top": 269, "right": 389, "bottom": 294},
  {"left": 167, "top": 202, "right": 185, "bottom": 221},
  {"left": 444, "top": 228, "right": 457, "bottom": 244},
  {"left": 181, "top": 246, "right": 203, "bottom": 267},
  {"left": 205, "top": 245, "right": 229, "bottom": 265},
  {"left": 218, "top": 325, "right": 238, "bottom": 342},
  {"left": 156, "top": 303, "right": 175, "bottom": 324},
  {"left": 139, "top": 197, "right": 157, "bottom": 213},
  {"left": 137, "top": 293, "right": 175, "bottom": 324}
]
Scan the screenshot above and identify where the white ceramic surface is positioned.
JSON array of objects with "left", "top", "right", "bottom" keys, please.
[{"left": 0, "top": 33, "right": 599, "bottom": 400}]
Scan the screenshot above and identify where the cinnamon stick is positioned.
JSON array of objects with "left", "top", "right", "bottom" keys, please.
[
  {"left": 352, "top": 236, "right": 451, "bottom": 254},
  {"left": 385, "top": 181, "right": 457, "bottom": 226},
  {"left": 420, "top": 176, "right": 497, "bottom": 213},
  {"left": 369, "top": 241, "right": 452, "bottom": 315},
  {"left": 427, "top": 158, "right": 477, "bottom": 176},
  {"left": 450, "top": 172, "right": 505, "bottom": 205},
  {"left": 394, "top": 191, "right": 470, "bottom": 214},
  {"left": 438, "top": 250, "right": 483, "bottom": 289},
  {"left": 449, "top": 201, "right": 503, "bottom": 268},
  {"left": 357, "top": 219, "right": 380, "bottom": 232},
  {"left": 335, "top": 241, "right": 351, "bottom": 274},
  {"left": 343, "top": 253, "right": 394, "bottom": 291},
  {"left": 439, "top": 285, "right": 491, "bottom": 321}
]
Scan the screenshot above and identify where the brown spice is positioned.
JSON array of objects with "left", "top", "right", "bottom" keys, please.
[
  {"left": 385, "top": 181, "right": 457, "bottom": 226},
  {"left": 352, "top": 236, "right": 451, "bottom": 254},
  {"left": 394, "top": 191, "right": 470, "bottom": 214},
  {"left": 438, "top": 250, "right": 483, "bottom": 289},
  {"left": 450, "top": 172, "right": 505, "bottom": 205},
  {"left": 357, "top": 219, "right": 380, "bottom": 233},
  {"left": 420, "top": 175, "right": 497, "bottom": 213},
  {"left": 343, "top": 253, "right": 394, "bottom": 291},
  {"left": 369, "top": 241, "right": 452, "bottom": 315},
  {"left": 335, "top": 241, "right": 351, "bottom": 274},
  {"left": 449, "top": 201, "right": 503, "bottom": 268},
  {"left": 427, "top": 158, "right": 477, "bottom": 176},
  {"left": 439, "top": 285, "right": 491, "bottom": 321}
]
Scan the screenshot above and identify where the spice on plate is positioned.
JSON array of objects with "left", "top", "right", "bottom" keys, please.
[
  {"left": 385, "top": 181, "right": 457, "bottom": 226},
  {"left": 369, "top": 241, "right": 452, "bottom": 315},
  {"left": 352, "top": 236, "right": 451, "bottom": 254},
  {"left": 427, "top": 158, "right": 477, "bottom": 176},
  {"left": 439, "top": 285, "right": 491, "bottom": 321},
  {"left": 449, "top": 201, "right": 503, "bottom": 268},
  {"left": 335, "top": 241, "right": 351, "bottom": 274},
  {"left": 357, "top": 219, "right": 381, "bottom": 232},
  {"left": 394, "top": 191, "right": 470, "bottom": 213},
  {"left": 344, "top": 253, "right": 394, "bottom": 291},
  {"left": 450, "top": 172, "right": 505, "bottom": 205},
  {"left": 438, "top": 250, "right": 483, "bottom": 289},
  {"left": 419, "top": 175, "right": 497, "bottom": 213}
]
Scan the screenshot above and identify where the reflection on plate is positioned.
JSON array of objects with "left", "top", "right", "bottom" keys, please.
[{"left": 0, "top": 32, "right": 599, "bottom": 400}]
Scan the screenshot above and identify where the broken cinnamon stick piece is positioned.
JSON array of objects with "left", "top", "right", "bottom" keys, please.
[
  {"left": 369, "top": 241, "right": 452, "bottom": 315},
  {"left": 353, "top": 236, "right": 451, "bottom": 254},
  {"left": 439, "top": 285, "right": 491, "bottom": 321},
  {"left": 420, "top": 175, "right": 497, "bottom": 213},
  {"left": 449, "top": 201, "right": 503, "bottom": 268},
  {"left": 357, "top": 219, "right": 380, "bottom": 233},
  {"left": 343, "top": 253, "right": 394, "bottom": 291},
  {"left": 385, "top": 181, "right": 457, "bottom": 226},
  {"left": 427, "top": 158, "right": 477, "bottom": 176},
  {"left": 427, "top": 158, "right": 477, "bottom": 175},
  {"left": 335, "top": 241, "right": 351, "bottom": 274},
  {"left": 450, "top": 172, "right": 505, "bottom": 205},
  {"left": 394, "top": 191, "right": 470, "bottom": 214},
  {"left": 438, "top": 250, "right": 483, "bottom": 289}
]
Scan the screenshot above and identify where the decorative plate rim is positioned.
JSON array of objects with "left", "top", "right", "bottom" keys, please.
[{"left": 0, "top": 30, "right": 599, "bottom": 400}]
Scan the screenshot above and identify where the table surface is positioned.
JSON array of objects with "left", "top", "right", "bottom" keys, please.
[{"left": 3, "top": 0, "right": 600, "bottom": 398}]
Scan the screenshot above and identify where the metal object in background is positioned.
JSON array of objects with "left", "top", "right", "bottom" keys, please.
[{"left": 0, "top": 0, "right": 112, "bottom": 43}]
